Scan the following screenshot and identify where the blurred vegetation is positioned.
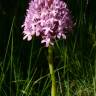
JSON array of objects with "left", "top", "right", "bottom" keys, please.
[{"left": 0, "top": 0, "right": 96, "bottom": 96}]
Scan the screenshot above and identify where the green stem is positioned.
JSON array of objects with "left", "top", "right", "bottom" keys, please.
[{"left": 48, "top": 46, "right": 56, "bottom": 96}]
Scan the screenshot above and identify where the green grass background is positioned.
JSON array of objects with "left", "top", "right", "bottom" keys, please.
[{"left": 0, "top": 0, "right": 96, "bottom": 95}]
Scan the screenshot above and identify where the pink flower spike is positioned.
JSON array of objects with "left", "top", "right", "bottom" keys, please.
[{"left": 22, "top": 0, "right": 73, "bottom": 47}]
